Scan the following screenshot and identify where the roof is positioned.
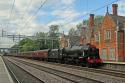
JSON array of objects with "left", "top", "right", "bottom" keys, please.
[
  {"left": 109, "top": 14, "right": 125, "bottom": 23},
  {"left": 109, "top": 14, "right": 125, "bottom": 28}
]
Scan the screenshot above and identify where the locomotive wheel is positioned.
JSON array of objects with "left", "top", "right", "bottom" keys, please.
[
  {"left": 81, "top": 64, "right": 86, "bottom": 67},
  {"left": 86, "top": 63, "right": 93, "bottom": 68},
  {"left": 64, "top": 58, "right": 69, "bottom": 64},
  {"left": 75, "top": 59, "right": 80, "bottom": 66},
  {"left": 80, "top": 62, "right": 86, "bottom": 67}
]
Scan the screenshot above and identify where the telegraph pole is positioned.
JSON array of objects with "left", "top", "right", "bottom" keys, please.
[{"left": 12, "top": 34, "right": 15, "bottom": 42}]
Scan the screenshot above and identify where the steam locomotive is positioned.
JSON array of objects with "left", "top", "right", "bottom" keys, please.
[{"left": 9, "top": 44, "right": 102, "bottom": 67}]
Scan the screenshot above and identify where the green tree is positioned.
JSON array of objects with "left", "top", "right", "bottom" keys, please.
[
  {"left": 35, "top": 32, "right": 48, "bottom": 50},
  {"left": 18, "top": 38, "right": 38, "bottom": 52},
  {"left": 10, "top": 44, "right": 19, "bottom": 53},
  {"left": 68, "top": 28, "right": 77, "bottom": 36},
  {"left": 49, "top": 25, "right": 59, "bottom": 37},
  {"left": 35, "top": 32, "right": 46, "bottom": 39},
  {"left": 48, "top": 25, "right": 60, "bottom": 49},
  {"left": 76, "top": 23, "right": 83, "bottom": 30}
]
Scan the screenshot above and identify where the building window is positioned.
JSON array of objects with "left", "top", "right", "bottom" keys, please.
[
  {"left": 105, "top": 30, "right": 111, "bottom": 40},
  {"left": 109, "top": 48, "right": 115, "bottom": 60},
  {"left": 101, "top": 48, "right": 107, "bottom": 60},
  {"left": 95, "top": 34, "right": 99, "bottom": 42}
]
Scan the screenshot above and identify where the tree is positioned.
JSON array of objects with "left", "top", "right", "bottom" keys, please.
[
  {"left": 49, "top": 25, "right": 59, "bottom": 37},
  {"left": 48, "top": 25, "right": 60, "bottom": 49},
  {"left": 76, "top": 23, "right": 85, "bottom": 36},
  {"left": 35, "top": 32, "right": 46, "bottom": 39},
  {"left": 10, "top": 44, "right": 19, "bottom": 53},
  {"left": 35, "top": 32, "right": 48, "bottom": 50},
  {"left": 68, "top": 28, "right": 77, "bottom": 36},
  {"left": 18, "top": 38, "right": 38, "bottom": 52},
  {"left": 76, "top": 23, "right": 83, "bottom": 30}
]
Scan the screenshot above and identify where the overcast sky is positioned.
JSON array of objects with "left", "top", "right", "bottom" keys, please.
[{"left": 0, "top": 0, "right": 125, "bottom": 36}]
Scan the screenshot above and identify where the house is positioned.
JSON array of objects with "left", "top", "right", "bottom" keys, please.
[
  {"left": 60, "top": 4, "right": 125, "bottom": 62},
  {"left": 93, "top": 4, "right": 125, "bottom": 62}
]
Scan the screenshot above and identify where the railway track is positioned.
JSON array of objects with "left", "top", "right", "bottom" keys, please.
[
  {"left": 5, "top": 56, "right": 125, "bottom": 83},
  {"left": 16, "top": 58, "right": 125, "bottom": 79},
  {"left": 38, "top": 61, "right": 125, "bottom": 83},
  {"left": 5, "top": 57, "right": 102, "bottom": 83},
  {"left": 3, "top": 57, "right": 44, "bottom": 83},
  {"left": 44, "top": 61, "right": 125, "bottom": 78}
]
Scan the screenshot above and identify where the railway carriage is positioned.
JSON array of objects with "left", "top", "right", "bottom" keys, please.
[{"left": 32, "top": 49, "right": 49, "bottom": 60}]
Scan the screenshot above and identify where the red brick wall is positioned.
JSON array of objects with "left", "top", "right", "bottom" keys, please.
[
  {"left": 118, "top": 31, "right": 124, "bottom": 61},
  {"left": 93, "top": 14, "right": 119, "bottom": 61}
]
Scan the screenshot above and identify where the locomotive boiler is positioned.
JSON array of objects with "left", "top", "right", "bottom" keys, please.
[
  {"left": 61, "top": 44, "right": 101, "bottom": 67},
  {"left": 63, "top": 45, "right": 89, "bottom": 57}
]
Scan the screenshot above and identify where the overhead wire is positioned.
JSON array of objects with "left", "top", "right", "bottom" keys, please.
[
  {"left": 61, "top": 0, "right": 120, "bottom": 27},
  {"left": 9, "top": 0, "right": 15, "bottom": 20},
  {"left": 7, "top": 0, "right": 15, "bottom": 28},
  {"left": 21, "top": 0, "right": 33, "bottom": 20},
  {"left": 82, "top": 0, "right": 119, "bottom": 18},
  {"left": 22, "top": 0, "right": 48, "bottom": 28},
  {"left": 8, "top": 0, "right": 120, "bottom": 35}
]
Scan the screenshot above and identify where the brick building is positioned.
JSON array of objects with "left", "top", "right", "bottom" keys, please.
[
  {"left": 92, "top": 4, "right": 125, "bottom": 62},
  {"left": 60, "top": 4, "right": 125, "bottom": 62}
]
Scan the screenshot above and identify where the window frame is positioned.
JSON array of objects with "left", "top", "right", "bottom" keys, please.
[
  {"left": 104, "top": 29, "right": 111, "bottom": 40},
  {"left": 95, "top": 34, "right": 99, "bottom": 42}
]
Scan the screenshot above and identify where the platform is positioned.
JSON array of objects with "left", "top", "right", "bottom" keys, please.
[
  {"left": 0, "top": 56, "right": 13, "bottom": 83},
  {"left": 103, "top": 61, "right": 125, "bottom": 65}
]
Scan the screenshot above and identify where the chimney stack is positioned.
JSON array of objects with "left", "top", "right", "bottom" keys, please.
[
  {"left": 112, "top": 4, "right": 118, "bottom": 15},
  {"left": 89, "top": 14, "right": 94, "bottom": 28}
]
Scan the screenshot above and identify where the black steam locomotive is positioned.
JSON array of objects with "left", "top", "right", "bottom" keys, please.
[
  {"left": 48, "top": 44, "right": 102, "bottom": 67},
  {"left": 8, "top": 44, "right": 102, "bottom": 67}
]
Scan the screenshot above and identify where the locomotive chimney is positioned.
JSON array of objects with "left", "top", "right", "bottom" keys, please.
[
  {"left": 89, "top": 14, "right": 94, "bottom": 28},
  {"left": 112, "top": 4, "right": 118, "bottom": 15}
]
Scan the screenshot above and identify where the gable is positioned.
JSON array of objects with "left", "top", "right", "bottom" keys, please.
[{"left": 102, "top": 14, "right": 116, "bottom": 29}]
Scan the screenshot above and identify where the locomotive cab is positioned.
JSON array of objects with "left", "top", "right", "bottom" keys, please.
[
  {"left": 79, "top": 45, "right": 102, "bottom": 67},
  {"left": 79, "top": 49, "right": 90, "bottom": 66},
  {"left": 87, "top": 48, "right": 102, "bottom": 67}
]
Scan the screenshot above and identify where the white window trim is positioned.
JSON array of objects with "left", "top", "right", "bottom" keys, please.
[
  {"left": 98, "top": 32, "right": 100, "bottom": 43},
  {"left": 104, "top": 29, "right": 111, "bottom": 40}
]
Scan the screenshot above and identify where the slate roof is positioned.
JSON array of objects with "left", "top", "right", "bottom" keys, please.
[
  {"left": 94, "top": 13, "right": 125, "bottom": 31},
  {"left": 109, "top": 14, "right": 125, "bottom": 23},
  {"left": 109, "top": 14, "right": 125, "bottom": 29}
]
